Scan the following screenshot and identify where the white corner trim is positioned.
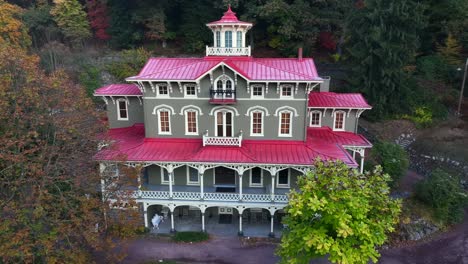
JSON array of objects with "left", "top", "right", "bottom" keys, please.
[
  {"left": 209, "top": 105, "right": 240, "bottom": 116},
  {"left": 152, "top": 104, "right": 176, "bottom": 115},
  {"left": 245, "top": 105, "right": 270, "bottom": 116},
  {"left": 179, "top": 105, "right": 204, "bottom": 116},
  {"left": 274, "top": 106, "right": 299, "bottom": 117}
]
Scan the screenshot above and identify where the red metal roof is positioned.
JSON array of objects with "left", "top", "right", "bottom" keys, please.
[
  {"left": 308, "top": 92, "right": 371, "bottom": 108},
  {"left": 94, "top": 84, "right": 142, "bottom": 96},
  {"left": 206, "top": 5, "right": 252, "bottom": 26},
  {"left": 127, "top": 58, "right": 321, "bottom": 82},
  {"left": 307, "top": 127, "right": 372, "bottom": 147},
  {"left": 94, "top": 124, "right": 359, "bottom": 167}
]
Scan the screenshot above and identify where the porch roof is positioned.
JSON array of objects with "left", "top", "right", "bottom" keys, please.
[
  {"left": 95, "top": 124, "right": 361, "bottom": 167},
  {"left": 306, "top": 127, "right": 372, "bottom": 148}
]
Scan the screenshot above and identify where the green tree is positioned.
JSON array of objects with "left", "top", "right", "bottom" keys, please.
[
  {"left": 415, "top": 169, "right": 467, "bottom": 224},
  {"left": 346, "top": 0, "right": 425, "bottom": 118},
  {"left": 23, "top": 2, "right": 61, "bottom": 48},
  {"left": 372, "top": 141, "right": 409, "bottom": 187},
  {"left": 50, "top": 0, "right": 91, "bottom": 46},
  {"left": 277, "top": 160, "right": 401, "bottom": 264},
  {"left": 436, "top": 33, "right": 462, "bottom": 66}
]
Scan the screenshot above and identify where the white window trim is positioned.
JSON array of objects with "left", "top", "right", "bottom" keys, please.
[
  {"left": 214, "top": 75, "right": 235, "bottom": 91},
  {"left": 309, "top": 110, "right": 322, "bottom": 127},
  {"left": 157, "top": 108, "right": 172, "bottom": 135},
  {"left": 214, "top": 109, "right": 235, "bottom": 137},
  {"left": 160, "top": 167, "right": 173, "bottom": 185},
  {"left": 186, "top": 166, "right": 200, "bottom": 186},
  {"left": 156, "top": 83, "right": 170, "bottom": 98},
  {"left": 276, "top": 169, "right": 290, "bottom": 188},
  {"left": 184, "top": 110, "right": 199, "bottom": 136},
  {"left": 250, "top": 110, "right": 264, "bottom": 137},
  {"left": 116, "top": 98, "right": 129, "bottom": 121},
  {"left": 333, "top": 110, "right": 346, "bottom": 131},
  {"left": 278, "top": 110, "right": 293, "bottom": 137},
  {"left": 250, "top": 84, "right": 265, "bottom": 99},
  {"left": 280, "top": 84, "right": 294, "bottom": 99},
  {"left": 249, "top": 168, "right": 263, "bottom": 187},
  {"left": 184, "top": 84, "right": 197, "bottom": 98}
]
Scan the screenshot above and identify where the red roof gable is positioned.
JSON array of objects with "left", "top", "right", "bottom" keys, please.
[
  {"left": 94, "top": 124, "right": 359, "bottom": 167},
  {"left": 94, "top": 84, "right": 142, "bottom": 96},
  {"left": 127, "top": 57, "right": 321, "bottom": 82},
  {"left": 308, "top": 92, "right": 371, "bottom": 109}
]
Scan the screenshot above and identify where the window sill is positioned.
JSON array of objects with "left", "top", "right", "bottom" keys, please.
[
  {"left": 276, "top": 185, "right": 290, "bottom": 188},
  {"left": 278, "top": 134, "right": 292, "bottom": 138},
  {"left": 158, "top": 132, "right": 172, "bottom": 135},
  {"left": 185, "top": 133, "right": 199, "bottom": 136},
  {"left": 187, "top": 182, "right": 200, "bottom": 186},
  {"left": 249, "top": 184, "right": 263, "bottom": 188},
  {"left": 250, "top": 133, "right": 264, "bottom": 137},
  {"left": 117, "top": 118, "right": 129, "bottom": 121}
]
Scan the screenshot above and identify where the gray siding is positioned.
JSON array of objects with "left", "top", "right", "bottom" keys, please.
[
  {"left": 107, "top": 97, "right": 144, "bottom": 128},
  {"left": 308, "top": 109, "right": 359, "bottom": 133}
]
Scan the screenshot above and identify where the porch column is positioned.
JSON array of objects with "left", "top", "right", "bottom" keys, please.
[
  {"left": 271, "top": 172, "right": 276, "bottom": 201},
  {"left": 143, "top": 203, "right": 148, "bottom": 228},
  {"left": 169, "top": 205, "right": 176, "bottom": 233},
  {"left": 269, "top": 210, "right": 275, "bottom": 238},
  {"left": 238, "top": 208, "right": 244, "bottom": 236},
  {"left": 137, "top": 168, "right": 142, "bottom": 198},
  {"left": 200, "top": 172, "right": 204, "bottom": 199},
  {"left": 239, "top": 174, "right": 243, "bottom": 201},
  {"left": 168, "top": 171, "right": 173, "bottom": 198},
  {"left": 360, "top": 151, "right": 365, "bottom": 174},
  {"left": 352, "top": 150, "right": 356, "bottom": 159},
  {"left": 201, "top": 206, "right": 206, "bottom": 232}
]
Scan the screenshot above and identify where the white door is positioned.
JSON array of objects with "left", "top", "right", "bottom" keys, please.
[{"left": 216, "top": 111, "right": 233, "bottom": 137}]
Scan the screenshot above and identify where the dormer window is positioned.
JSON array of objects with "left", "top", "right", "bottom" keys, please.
[
  {"left": 280, "top": 85, "right": 293, "bottom": 98},
  {"left": 184, "top": 84, "right": 197, "bottom": 97},
  {"left": 225, "top": 31, "right": 232, "bottom": 47},
  {"left": 157, "top": 84, "right": 169, "bottom": 97},
  {"left": 251, "top": 85, "right": 264, "bottom": 98}
]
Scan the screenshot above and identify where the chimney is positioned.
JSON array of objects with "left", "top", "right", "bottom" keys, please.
[{"left": 298, "top": 47, "right": 303, "bottom": 61}]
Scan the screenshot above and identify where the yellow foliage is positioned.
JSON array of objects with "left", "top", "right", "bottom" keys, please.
[
  {"left": 437, "top": 33, "right": 462, "bottom": 65},
  {"left": 0, "top": 0, "right": 31, "bottom": 49}
]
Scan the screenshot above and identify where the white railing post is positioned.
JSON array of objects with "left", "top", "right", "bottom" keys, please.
[{"left": 200, "top": 172, "right": 204, "bottom": 199}]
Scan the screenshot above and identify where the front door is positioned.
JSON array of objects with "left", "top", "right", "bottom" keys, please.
[
  {"left": 214, "top": 167, "right": 236, "bottom": 186},
  {"left": 216, "top": 111, "right": 233, "bottom": 137}
]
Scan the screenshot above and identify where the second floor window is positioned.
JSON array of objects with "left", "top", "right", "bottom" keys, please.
[
  {"left": 186, "top": 166, "right": 199, "bottom": 185},
  {"left": 277, "top": 169, "right": 290, "bottom": 188},
  {"left": 161, "top": 168, "right": 173, "bottom": 184},
  {"left": 251, "top": 85, "right": 264, "bottom": 98},
  {"left": 280, "top": 85, "right": 293, "bottom": 98},
  {"left": 334, "top": 111, "right": 346, "bottom": 131},
  {"left": 279, "top": 111, "right": 292, "bottom": 137},
  {"left": 236, "top": 31, "right": 242, "bottom": 47},
  {"left": 185, "top": 111, "right": 198, "bottom": 135},
  {"left": 251, "top": 111, "right": 263, "bottom": 136},
  {"left": 158, "top": 110, "right": 171, "bottom": 134},
  {"left": 225, "top": 31, "right": 232, "bottom": 47},
  {"left": 310, "top": 111, "right": 321, "bottom": 127},
  {"left": 185, "top": 85, "right": 196, "bottom": 97},
  {"left": 250, "top": 167, "right": 263, "bottom": 187},
  {"left": 157, "top": 85, "right": 169, "bottom": 97},
  {"left": 117, "top": 100, "right": 128, "bottom": 120}
]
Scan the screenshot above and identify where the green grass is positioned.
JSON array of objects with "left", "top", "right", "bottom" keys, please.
[{"left": 172, "top": 231, "right": 209, "bottom": 243}]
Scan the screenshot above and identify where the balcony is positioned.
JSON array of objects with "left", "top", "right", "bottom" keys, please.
[
  {"left": 203, "top": 130, "right": 243, "bottom": 147},
  {"left": 209, "top": 89, "right": 236, "bottom": 104},
  {"left": 206, "top": 46, "right": 251, "bottom": 56}
]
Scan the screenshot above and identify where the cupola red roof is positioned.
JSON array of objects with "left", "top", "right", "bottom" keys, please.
[{"left": 207, "top": 5, "right": 252, "bottom": 25}]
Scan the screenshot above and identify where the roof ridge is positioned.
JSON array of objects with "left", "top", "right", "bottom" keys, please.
[{"left": 133, "top": 59, "right": 208, "bottom": 79}]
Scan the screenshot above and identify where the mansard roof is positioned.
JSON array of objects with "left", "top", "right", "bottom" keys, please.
[
  {"left": 94, "top": 84, "right": 141, "bottom": 96},
  {"left": 94, "top": 124, "right": 359, "bottom": 167},
  {"left": 126, "top": 57, "right": 321, "bottom": 82},
  {"left": 308, "top": 92, "right": 371, "bottom": 109}
]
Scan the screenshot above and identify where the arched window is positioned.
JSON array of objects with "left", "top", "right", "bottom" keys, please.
[
  {"left": 226, "top": 80, "right": 232, "bottom": 90},
  {"left": 333, "top": 111, "right": 346, "bottom": 131},
  {"left": 214, "top": 109, "right": 234, "bottom": 137},
  {"left": 309, "top": 111, "right": 322, "bottom": 127},
  {"left": 278, "top": 110, "right": 293, "bottom": 137},
  {"left": 217, "top": 80, "right": 223, "bottom": 90},
  {"left": 152, "top": 105, "right": 175, "bottom": 135},
  {"left": 250, "top": 110, "right": 264, "bottom": 136},
  {"left": 225, "top": 31, "right": 232, "bottom": 47},
  {"left": 214, "top": 75, "right": 235, "bottom": 99},
  {"left": 184, "top": 109, "right": 199, "bottom": 135}
]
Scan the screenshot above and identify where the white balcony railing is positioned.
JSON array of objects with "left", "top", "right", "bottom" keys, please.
[
  {"left": 203, "top": 130, "right": 243, "bottom": 147},
  {"left": 206, "top": 46, "right": 251, "bottom": 56},
  {"left": 138, "top": 190, "right": 288, "bottom": 203}
]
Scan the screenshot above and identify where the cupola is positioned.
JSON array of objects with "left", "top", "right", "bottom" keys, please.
[{"left": 206, "top": 5, "right": 253, "bottom": 56}]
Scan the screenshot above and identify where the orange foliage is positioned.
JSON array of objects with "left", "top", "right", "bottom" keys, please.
[{"left": 0, "top": 1, "right": 31, "bottom": 49}]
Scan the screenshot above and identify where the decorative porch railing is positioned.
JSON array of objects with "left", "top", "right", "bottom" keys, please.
[
  {"left": 138, "top": 190, "right": 288, "bottom": 203},
  {"left": 202, "top": 130, "right": 243, "bottom": 147},
  {"left": 206, "top": 46, "right": 251, "bottom": 56}
]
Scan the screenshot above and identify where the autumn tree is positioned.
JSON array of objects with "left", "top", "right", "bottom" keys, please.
[
  {"left": 277, "top": 160, "right": 401, "bottom": 264},
  {"left": 50, "top": 0, "right": 91, "bottom": 46},
  {"left": 86, "top": 0, "right": 111, "bottom": 41},
  {"left": 437, "top": 33, "right": 462, "bottom": 66},
  {"left": 0, "top": 44, "right": 139, "bottom": 263},
  {"left": 0, "top": 0, "right": 31, "bottom": 49},
  {"left": 346, "top": 0, "right": 425, "bottom": 118}
]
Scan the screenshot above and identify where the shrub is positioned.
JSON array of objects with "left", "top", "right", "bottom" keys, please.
[
  {"left": 78, "top": 65, "right": 102, "bottom": 98},
  {"left": 402, "top": 106, "right": 433, "bottom": 128},
  {"left": 372, "top": 142, "right": 409, "bottom": 188},
  {"left": 105, "top": 48, "right": 151, "bottom": 81},
  {"left": 172, "top": 231, "right": 209, "bottom": 243},
  {"left": 415, "top": 169, "right": 467, "bottom": 224}
]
